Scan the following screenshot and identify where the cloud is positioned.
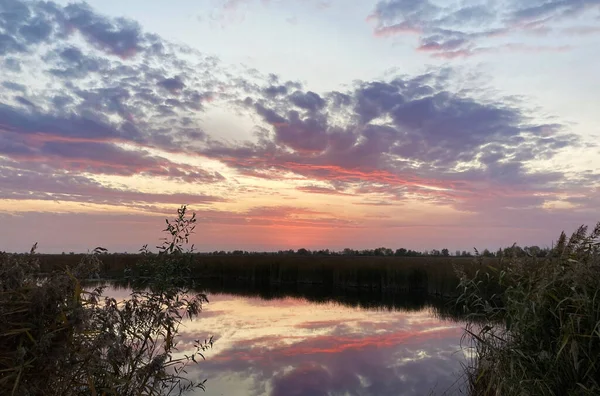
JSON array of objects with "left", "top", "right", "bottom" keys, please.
[
  {"left": 368, "top": 0, "right": 600, "bottom": 58},
  {"left": 296, "top": 185, "right": 351, "bottom": 196},
  {"left": 1, "top": 81, "right": 26, "bottom": 92},
  {"left": 191, "top": 206, "right": 357, "bottom": 228},
  {"left": 204, "top": 70, "right": 584, "bottom": 214},
  {"left": 0, "top": 103, "right": 222, "bottom": 183},
  {"left": 158, "top": 77, "right": 186, "bottom": 93},
  {"left": 0, "top": 163, "right": 224, "bottom": 207},
  {"left": 63, "top": 2, "right": 144, "bottom": 58},
  {"left": 0, "top": 0, "right": 232, "bottom": 204}
]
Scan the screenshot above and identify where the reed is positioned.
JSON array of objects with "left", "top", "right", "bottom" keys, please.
[{"left": 456, "top": 222, "right": 600, "bottom": 395}]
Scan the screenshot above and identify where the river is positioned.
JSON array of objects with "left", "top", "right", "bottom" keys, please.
[{"left": 107, "top": 284, "right": 470, "bottom": 395}]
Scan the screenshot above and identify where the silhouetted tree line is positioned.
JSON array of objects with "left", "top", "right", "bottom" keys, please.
[
  {"left": 196, "top": 244, "right": 552, "bottom": 258},
  {"left": 201, "top": 247, "right": 468, "bottom": 257},
  {"left": 56, "top": 244, "right": 551, "bottom": 258}
]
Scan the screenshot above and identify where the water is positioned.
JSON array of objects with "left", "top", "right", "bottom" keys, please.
[{"left": 105, "top": 286, "right": 469, "bottom": 395}]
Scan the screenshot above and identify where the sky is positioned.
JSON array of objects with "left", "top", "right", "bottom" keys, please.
[{"left": 0, "top": 0, "right": 599, "bottom": 253}]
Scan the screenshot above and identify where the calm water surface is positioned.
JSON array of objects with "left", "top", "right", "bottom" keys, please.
[{"left": 107, "top": 287, "right": 469, "bottom": 396}]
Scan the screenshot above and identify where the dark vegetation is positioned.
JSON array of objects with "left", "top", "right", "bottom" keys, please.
[
  {"left": 0, "top": 206, "right": 212, "bottom": 396},
  {"left": 37, "top": 253, "right": 481, "bottom": 298},
  {"left": 456, "top": 222, "right": 600, "bottom": 395}
]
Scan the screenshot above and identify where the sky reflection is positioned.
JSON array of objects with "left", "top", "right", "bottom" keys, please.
[{"left": 166, "top": 293, "right": 469, "bottom": 396}]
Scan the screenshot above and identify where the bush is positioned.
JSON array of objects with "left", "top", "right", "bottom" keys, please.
[
  {"left": 456, "top": 222, "right": 600, "bottom": 395},
  {"left": 0, "top": 206, "right": 212, "bottom": 396}
]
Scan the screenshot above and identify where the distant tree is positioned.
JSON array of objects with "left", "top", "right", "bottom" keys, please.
[
  {"left": 442, "top": 248, "right": 450, "bottom": 257},
  {"left": 502, "top": 245, "right": 520, "bottom": 257},
  {"left": 395, "top": 248, "right": 407, "bottom": 257},
  {"left": 524, "top": 246, "right": 541, "bottom": 257},
  {"left": 297, "top": 248, "right": 310, "bottom": 256}
]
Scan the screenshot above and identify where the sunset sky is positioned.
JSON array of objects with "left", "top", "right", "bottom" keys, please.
[{"left": 0, "top": 0, "right": 599, "bottom": 253}]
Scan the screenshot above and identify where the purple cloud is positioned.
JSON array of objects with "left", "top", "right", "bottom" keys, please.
[
  {"left": 158, "top": 77, "right": 186, "bottom": 93},
  {"left": 205, "top": 71, "right": 581, "bottom": 209},
  {"left": 368, "top": 0, "right": 600, "bottom": 57},
  {"left": 62, "top": 2, "right": 144, "bottom": 58},
  {"left": 0, "top": 164, "right": 224, "bottom": 207}
]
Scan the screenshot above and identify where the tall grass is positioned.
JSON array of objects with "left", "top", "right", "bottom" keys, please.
[{"left": 456, "top": 222, "right": 600, "bottom": 395}]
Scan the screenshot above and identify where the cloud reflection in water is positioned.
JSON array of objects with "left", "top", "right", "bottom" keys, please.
[{"left": 171, "top": 293, "right": 468, "bottom": 396}]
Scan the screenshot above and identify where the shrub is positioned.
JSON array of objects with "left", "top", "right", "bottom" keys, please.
[{"left": 0, "top": 205, "right": 211, "bottom": 396}]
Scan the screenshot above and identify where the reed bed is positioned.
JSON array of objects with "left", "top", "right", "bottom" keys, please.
[
  {"left": 37, "top": 254, "right": 481, "bottom": 298},
  {"left": 456, "top": 223, "right": 600, "bottom": 396}
]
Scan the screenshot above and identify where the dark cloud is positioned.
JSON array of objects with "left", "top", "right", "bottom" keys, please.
[
  {"left": 0, "top": 102, "right": 132, "bottom": 142},
  {"left": 0, "top": 0, "right": 62, "bottom": 54},
  {"left": 0, "top": 31, "right": 24, "bottom": 54},
  {"left": 368, "top": 0, "right": 600, "bottom": 57},
  {"left": 17, "top": 14, "right": 53, "bottom": 43},
  {"left": 14, "top": 95, "right": 35, "bottom": 108},
  {"left": 158, "top": 77, "right": 186, "bottom": 93},
  {"left": 272, "top": 110, "right": 328, "bottom": 152},
  {"left": 2, "top": 81, "right": 26, "bottom": 92},
  {"left": 289, "top": 90, "right": 326, "bottom": 112},
  {"left": 62, "top": 2, "right": 144, "bottom": 58},
  {"left": 3, "top": 57, "right": 21, "bottom": 71},
  {"left": 263, "top": 84, "right": 288, "bottom": 97}
]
